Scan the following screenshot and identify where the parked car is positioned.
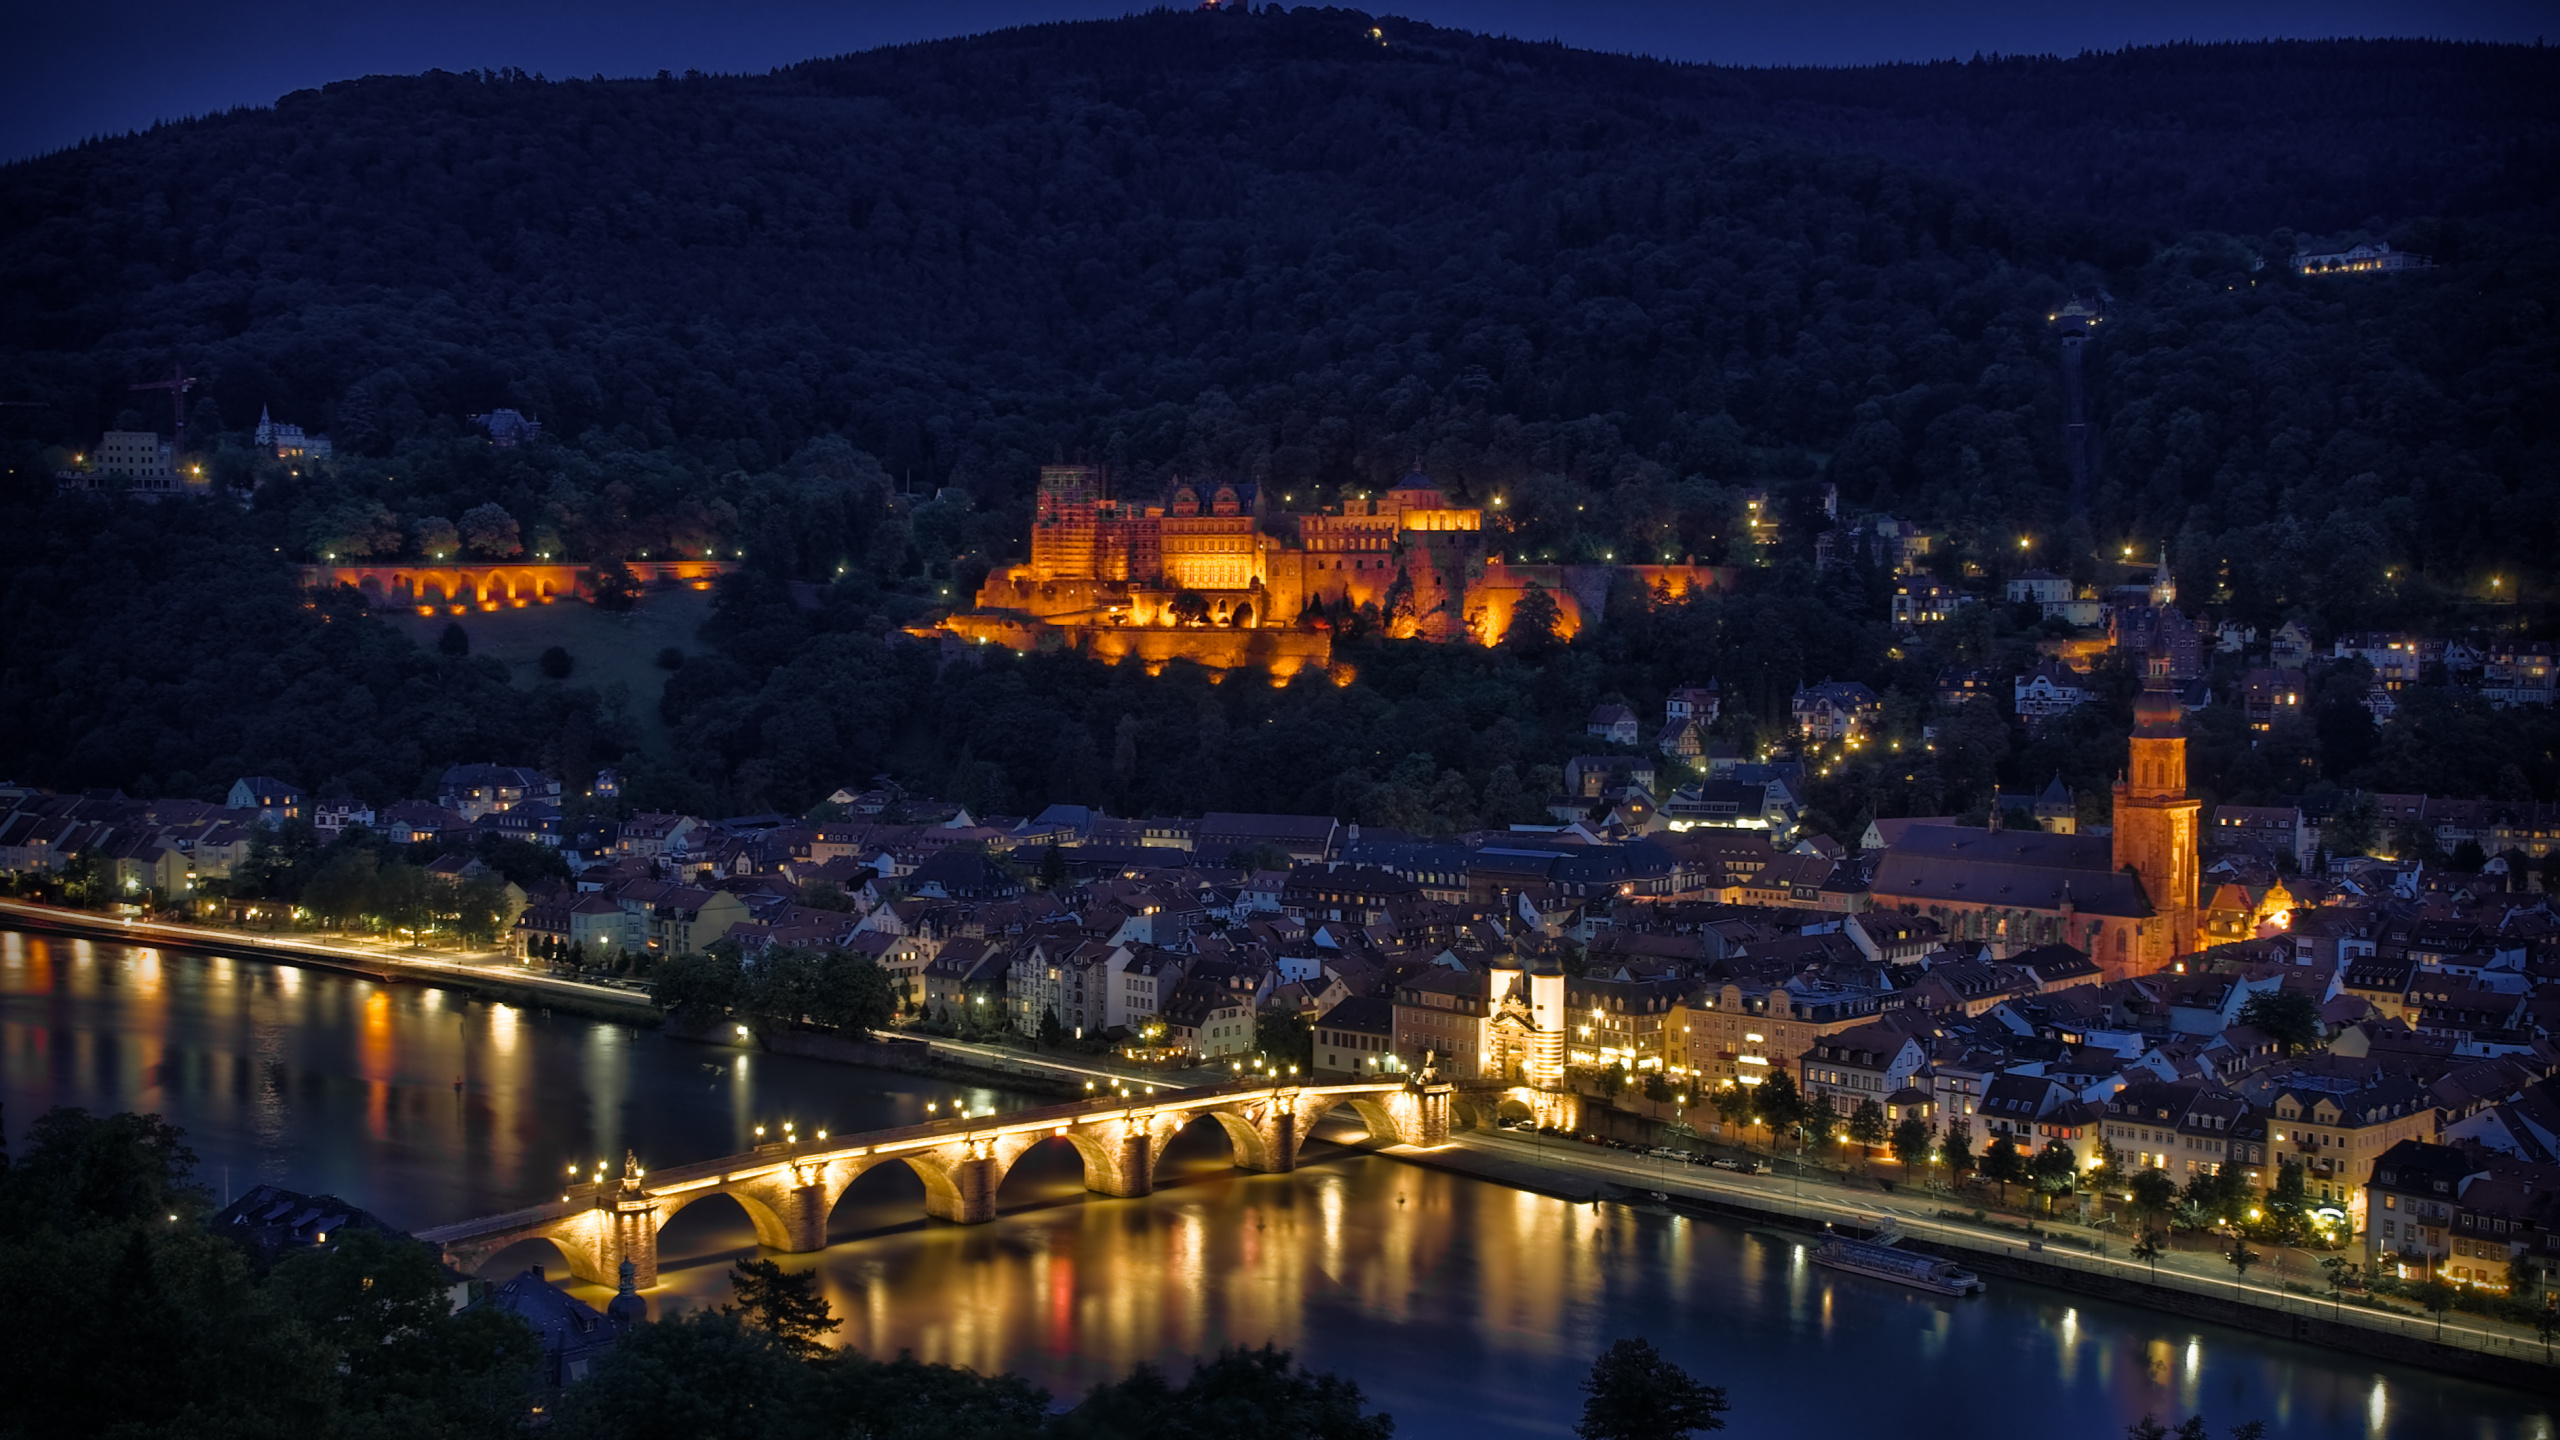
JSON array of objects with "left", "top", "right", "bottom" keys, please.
[{"left": 1709, "top": 1157, "right": 1741, "bottom": 1171}]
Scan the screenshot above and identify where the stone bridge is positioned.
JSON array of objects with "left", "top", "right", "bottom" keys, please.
[{"left": 418, "top": 1077, "right": 1450, "bottom": 1288}]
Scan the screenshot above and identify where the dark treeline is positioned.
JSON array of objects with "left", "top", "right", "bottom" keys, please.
[
  {"left": 0, "top": 1105, "right": 1407, "bottom": 1440},
  {"left": 0, "top": 11, "right": 2552, "bottom": 823}
]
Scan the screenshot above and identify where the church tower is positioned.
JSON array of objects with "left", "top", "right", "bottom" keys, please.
[{"left": 2112, "top": 654, "right": 2200, "bottom": 967}]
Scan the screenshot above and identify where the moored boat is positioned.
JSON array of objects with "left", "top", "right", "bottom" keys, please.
[{"left": 1813, "top": 1237, "right": 1985, "bottom": 1296}]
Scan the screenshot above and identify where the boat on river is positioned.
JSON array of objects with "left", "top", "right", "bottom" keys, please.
[{"left": 1813, "top": 1236, "right": 1985, "bottom": 1296}]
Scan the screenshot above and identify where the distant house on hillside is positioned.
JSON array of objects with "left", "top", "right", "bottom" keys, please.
[
  {"left": 226, "top": 776, "right": 304, "bottom": 827},
  {"left": 1585, "top": 704, "right": 1640, "bottom": 746},
  {"left": 1792, "top": 680, "right": 1879, "bottom": 742}
]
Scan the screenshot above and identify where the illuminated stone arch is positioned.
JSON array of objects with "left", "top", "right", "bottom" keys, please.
[
  {"left": 1183, "top": 1106, "right": 1274, "bottom": 1173},
  {"left": 656, "top": 1185, "right": 799, "bottom": 1253},
  {"left": 1337, "top": 1096, "right": 1409, "bottom": 1146}
]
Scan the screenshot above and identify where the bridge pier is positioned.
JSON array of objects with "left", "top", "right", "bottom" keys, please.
[
  {"left": 1086, "top": 1128, "right": 1157, "bottom": 1199},
  {"left": 612, "top": 1200, "right": 661, "bottom": 1289},
  {"left": 923, "top": 1152, "right": 1002, "bottom": 1224}
]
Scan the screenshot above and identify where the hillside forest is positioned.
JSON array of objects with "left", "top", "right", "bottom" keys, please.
[{"left": 0, "top": 11, "right": 2553, "bottom": 836}]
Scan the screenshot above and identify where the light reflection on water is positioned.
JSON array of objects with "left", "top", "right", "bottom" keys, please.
[{"left": 3, "top": 931, "right": 2554, "bottom": 1440}]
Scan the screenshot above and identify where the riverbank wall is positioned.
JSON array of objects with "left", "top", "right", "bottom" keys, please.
[
  {"left": 660, "top": 1019, "right": 1089, "bottom": 1099},
  {"left": 1378, "top": 1138, "right": 2560, "bottom": 1398},
  {"left": 0, "top": 901, "right": 658, "bottom": 1023}
]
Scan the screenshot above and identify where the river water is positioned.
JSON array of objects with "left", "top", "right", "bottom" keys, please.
[{"left": 3, "top": 929, "right": 2550, "bottom": 1440}]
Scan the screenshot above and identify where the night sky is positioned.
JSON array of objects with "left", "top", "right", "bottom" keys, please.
[{"left": 4, "top": 0, "right": 2550, "bottom": 163}]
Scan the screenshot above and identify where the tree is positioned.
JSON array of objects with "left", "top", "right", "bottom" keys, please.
[
  {"left": 723, "top": 1257, "right": 841, "bottom": 1360},
  {"left": 2324, "top": 791, "right": 2382, "bottom": 859},
  {"left": 2128, "top": 1419, "right": 2263, "bottom": 1440},
  {"left": 1643, "top": 1070, "right": 1676, "bottom": 1104},
  {"left": 1890, "top": 1115, "right": 1932, "bottom": 1173},
  {"left": 2410, "top": 1278, "right": 2457, "bottom": 1338},
  {"left": 1943, "top": 1129, "right": 1978, "bottom": 1186},
  {"left": 1794, "top": 1091, "right": 1838, "bottom": 1162},
  {"left": 1847, "top": 1099, "right": 1889, "bottom": 1158},
  {"left": 1038, "top": 843, "right": 1066, "bottom": 889},
  {"left": 2132, "top": 1229, "right": 2165, "bottom": 1282},
  {"left": 1980, "top": 1136, "right": 2024, "bottom": 1205},
  {"left": 437, "top": 621, "right": 471, "bottom": 656},
  {"left": 414, "top": 514, "right": 460, "bottom": 558},
  {"left": 540, "top": 644, "right": 575, "bottom": 679},
  {"left": 458, "top": 501, "right": 524, "bottom": 558},
  {"left": 1573, "top": 1337, "right": 1729, "bottom": 1440},
  {"left": 591, "top": 558, "right": 645, "bottom": 612},
  {"left": 452, "top": 869, "right": 512, "bottom": 948},
  {"left": 1169, "top": 590, "right": 1211, "bottom": 625},
  {"left": 2031, "top": 1142, "right": 2081, "bottom": 1211},
  {"left": 808, "top": 950, "right": 897, "bottom": 1034},
  {"left": 1707, "top": 1083, "right": 1756, "bottom": 1141},
  {"left": 2319, "top": 1254, "right": 2358, "bottom": 1317},
  {"left": 2224, "top": 1237, "right": 2261, "bottom": 1297},
  {"left": 0, "top": 1106, "right": 538, "bottom": 1440},
  {"left": 1751, "top": 1071, "right": 1805, "bottom": 1149},
  {"left": 1504, "top": 582, "right": 1566, "bottom": 658},
  {"left": 1037, "top": 1004, "right": 1064, "bottom": 1049},
  {"left": 2235, "top": 990, "right": 2322, "bottom": 1057},
  {"left": 267, "top": 1226, "right": 541, "bottom": 1432},
  {"left": 651, "top": 946, "right": 746, "bottom": 1029},
  {"left": 1253, "top": 1007, "right": 1312, "bottom": 1071},
  {"left": 549, "top": 1311, "right": 823, "bottom": 1440},
  {"left": 1052, "top": 1344, "right": 1394, "bottom": 1440},
  {"left": 2128, "top": 1167, "right": 2178, "bottom": 1228}
]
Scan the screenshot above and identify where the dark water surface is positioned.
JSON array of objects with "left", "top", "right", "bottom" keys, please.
[{"left": 4, "top": 930, "right": 2551, "bottom": 1440}]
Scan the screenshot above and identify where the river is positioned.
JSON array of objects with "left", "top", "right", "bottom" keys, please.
[{"left": 2, "top": 929, "right": 2550, "bottom": 1439}]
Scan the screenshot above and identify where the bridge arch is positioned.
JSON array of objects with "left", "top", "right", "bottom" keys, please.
[
  {"left": 1189, "top": 1106, "right": 1274, "bottom": 1172},
  {"left": 464, "top": 1231, "right": 589, "bottom": 1281},
  {"left": 1335, "top": 1096, "right": 1407, "bottom": 1146},
  {"left": 656, "top": 1185, "right": 798, "bottom": 1254},
  {"left": 991, "top": 1130, "right": 1120, "bottom": 1208},
  {"left": 898, "top": 1151, "right": 974, "bottom": 1222}
]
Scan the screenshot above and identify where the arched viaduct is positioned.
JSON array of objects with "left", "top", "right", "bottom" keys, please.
[
  {"left": 296, "top": 559, "right": 738, "bottom": 612},
  {"left": 418, "top": 1077, "right": 1451, "bottom": 1289}
]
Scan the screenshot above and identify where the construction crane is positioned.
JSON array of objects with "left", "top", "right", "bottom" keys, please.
[{"left": 130, "top": 364, "right": 198, "bottom": 453}]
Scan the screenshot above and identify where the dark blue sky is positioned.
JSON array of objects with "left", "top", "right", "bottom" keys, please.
[{"left": 5, "top": 0, "right": 2548, "bottom": 163}]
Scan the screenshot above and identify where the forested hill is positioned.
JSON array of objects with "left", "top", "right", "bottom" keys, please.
[
  {"left": 1, "top": 11, "right": 2552, "bottom": 509},
  {"left": 0, "top": 10, "right": 2554, "bottom": 819}
]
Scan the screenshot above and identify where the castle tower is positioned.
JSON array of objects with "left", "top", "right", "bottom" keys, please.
[
  {"left": 2112, "top": 655, "right": 2200, "bottom": 967},
  {"left": 1030, "top": 465, "right": 1106, "bottom": 580}
]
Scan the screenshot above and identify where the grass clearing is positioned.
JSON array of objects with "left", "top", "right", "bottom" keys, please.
[{"left": 374, "top": 589, "right": 715, "bottom": 752}]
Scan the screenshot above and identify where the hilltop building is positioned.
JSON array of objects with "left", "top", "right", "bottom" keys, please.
[
  {"left": 942, "top": 465, "right": 1731, "bottom": 676},
  {"left": 253, "top": 406, "right": 333, "bottom": 459},
  {"left": 2295, "top": 241, "right": 2432, "bottom": 277}
]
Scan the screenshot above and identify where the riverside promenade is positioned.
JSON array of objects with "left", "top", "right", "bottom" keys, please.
[
  {"left": 0, "top": 898, "right": 654, "bottom": 1012},
  {"left": 1367, "top": 1125, "right": 2560, "bottom": 1395}
]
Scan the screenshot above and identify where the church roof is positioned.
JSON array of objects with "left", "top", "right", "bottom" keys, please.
[
  {"left": 1869, "top": 825, "right": 2151, "bottom": 918},
  {"left": 1387, "top": 468, "right": 1439, "bottom": 492}
]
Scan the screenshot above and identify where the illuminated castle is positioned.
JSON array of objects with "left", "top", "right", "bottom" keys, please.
[{"left": 943, "top": 465, "right": 1730, "bottom": 676}]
